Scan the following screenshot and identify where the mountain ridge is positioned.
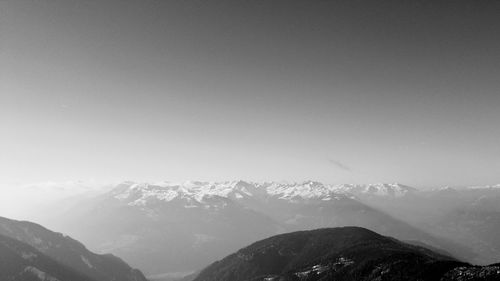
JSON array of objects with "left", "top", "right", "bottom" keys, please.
[
  {"left": 46, "top": 180, "right": 476, "bottom": 276},
  {"left": 0, "top": 233, "right": 98, "bottom": 281},
  {"left": 109, "top": 181, "right": 416, "bottom": 207},
  {"left": 193, "top": 227, "right": 499, "bottom": 281},
  {"left": 0, "top": 216, "right": 147, "bottom": 281}
]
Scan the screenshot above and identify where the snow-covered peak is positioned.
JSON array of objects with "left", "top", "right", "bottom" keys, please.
[
  {"left": 112, "top": 181, "right": 250, "bottom": 207},
  {"left": 262, "top": 181, "right": 348, "bottom": 201},
  {"left": 466, "top": 184, "right": 500, "bottom": 190},
  {"left": 110, "top": 180, "right": 353, "bottom": 207},
  {"left": 432, "top": 186, "right": 460, "bottom": 194},
  {"left": 331, "top": 183, "right": 417, "bottom": 197},
  {"left": 109, "top": 180, "right": 420, "bottom": 208}
]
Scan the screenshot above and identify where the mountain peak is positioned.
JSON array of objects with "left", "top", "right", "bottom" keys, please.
[
  {"left": 109, "top": 181, "right": 416, "bottom": 208},
  {"left": 110, "top": 180, "right": 355, "bottom": 207},
  {"left": 332, "top": 182, "right": 417, "bottom": 197},
  {"left": 193, "top": 226, "right": 464, "bottom": 281}
]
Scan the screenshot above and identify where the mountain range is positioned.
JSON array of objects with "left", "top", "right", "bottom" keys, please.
[
  {"left": 2, "top": 180, "right": 500, "bottom": 280},
  {"left": 2, "top": 215, "right": 499, "bottom": 281},
  {"left": 31, "top": 180, "right": 478, "bottom": 278}
]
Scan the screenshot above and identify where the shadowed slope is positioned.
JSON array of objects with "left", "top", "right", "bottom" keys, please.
[
  {"left": 194, "top": 227, "right": 468, "bottom": 281},
  {"left": 0, "top": 216, "right": 147, "bottom": 281}
]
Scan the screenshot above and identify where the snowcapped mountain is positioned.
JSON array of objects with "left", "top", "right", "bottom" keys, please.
[
  {"left": 466, "top": 184, "right": 500, "bottom": 190},
  {"left": 331, "top": 182, "right": 418, "bottom": 197},
  {"left": 45, "top": 180, "right": 474, "bottom": 279},
  {"left": 8, "top": 180, "right": 499, "bottom": 279},
  {"left": 109, "top": 180, "right": 413, "bottom": 208}
]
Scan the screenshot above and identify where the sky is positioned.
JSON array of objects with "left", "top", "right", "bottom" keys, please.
[{"left": 1, "top": 0, "right": 500, "bottom": 188}]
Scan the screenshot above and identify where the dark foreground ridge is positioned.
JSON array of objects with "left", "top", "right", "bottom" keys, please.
[
  {"left": 0, "top": 216, "right": 147, "bottom": 281},
  {"left": 0, "top": 233, "right": 97, "bottom": 281},
  {"left": 193, "top": 226, "right": 500, "bottom": 281}
]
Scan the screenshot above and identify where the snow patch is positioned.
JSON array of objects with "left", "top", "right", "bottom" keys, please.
[
  {"left": 24, "top": 266, "right": 60, "bottom": 281},
  {"left": 21, "top": 251, "right": 37, "bottom": 260},
  {"left": 81, "top": 255, "right": 94, "bottom": 268}
]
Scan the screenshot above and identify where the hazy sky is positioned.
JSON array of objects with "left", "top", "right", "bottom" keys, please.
[{"left": 1, "top": 0, "right": 499, "bottom": 187}]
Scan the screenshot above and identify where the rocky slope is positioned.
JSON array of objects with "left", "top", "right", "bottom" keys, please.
[
  {"left": 193, "top": 227, "right": 499, "bottom": 281},
  {"left": 0, "top": 216, "right": 147, "bottom": 281},
  {"left": 0, "top": 233, "right": 96, "bottom": 281}
]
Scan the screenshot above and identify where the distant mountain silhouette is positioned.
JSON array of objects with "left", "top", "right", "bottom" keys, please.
[
  {"left": 193, "top": 227, "right": 499, "bottom": 281},
  {"left": 0, "top": 216, "right": 147, "bottom": 281},
  {"left": 350, "top": 185, "right": 500, "bottom": 265}
]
